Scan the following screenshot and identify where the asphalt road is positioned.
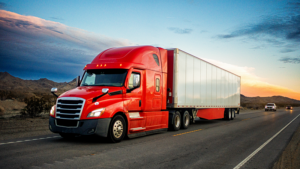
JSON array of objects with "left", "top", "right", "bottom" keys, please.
[{"left": 0, "top": 108, "right": 299, "bottom": 169}]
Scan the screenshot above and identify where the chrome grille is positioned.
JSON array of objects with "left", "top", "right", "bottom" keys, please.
[{"left": 56, "top": 97, "right": 85, "bottom": 120}]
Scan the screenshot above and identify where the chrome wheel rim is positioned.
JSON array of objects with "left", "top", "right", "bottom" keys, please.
[
  {"left": 175, "top": 115, "right": 180, "bottom": 128},
  {"left": 113, "top": 120, "right": 123, "bottom": 138}
]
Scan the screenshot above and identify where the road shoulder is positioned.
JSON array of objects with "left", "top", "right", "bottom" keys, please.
[{"left": 273, "top": 122, "right": 300, "bottom": 169}]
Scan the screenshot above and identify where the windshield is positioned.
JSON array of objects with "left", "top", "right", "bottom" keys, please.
[
  {"left": 81, "top": 69, "right": 127, "bottom": 87},
  {"left": 267, "top": 104, "right": 274, "bottom": 106}
]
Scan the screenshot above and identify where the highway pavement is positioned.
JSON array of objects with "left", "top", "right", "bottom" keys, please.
[{"left": 0, "top": 108, "right": 299, "bottom": 169}]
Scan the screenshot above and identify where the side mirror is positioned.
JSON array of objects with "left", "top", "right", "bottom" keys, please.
[
  {"left": 51, "top": 88, "right": 58, "bottom": 98},
  {"left": 76, "top": 76, "right": 81, "bottom": 87}
]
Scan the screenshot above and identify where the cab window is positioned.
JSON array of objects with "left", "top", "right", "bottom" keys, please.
[
  {"left": 153, "top": 54, "right": 160, "bottom": 66},
  {"left": 128, "top": 73, "right": 140, "bottom": 89},
  {"left": 156, "top": 78, "right": 160, "bottom": 92}
]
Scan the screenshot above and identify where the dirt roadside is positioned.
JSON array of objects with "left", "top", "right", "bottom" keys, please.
[
  {"left": 272, "top": 122, "right": 300, "bottom": 169},
  {"left": 0, "top": 117, "right": 51, "bottom": 141}
]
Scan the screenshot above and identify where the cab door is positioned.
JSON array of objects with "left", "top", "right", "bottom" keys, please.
[{"left": 125, "top": 69, "right": 143, "bottom": 111}]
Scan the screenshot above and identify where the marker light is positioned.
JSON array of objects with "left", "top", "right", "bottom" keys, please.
[
  {"left": 97, "top": 64, "right": 99, "bottom": 67},
  {"left": 50, "top": 106, "right": 55, "bottom": 116},
  {"left": 104, "top": 64, "right": 106, "bottom": 67},
  {"left": 87, "top": 108, "right": 105, "bottom": 117},
  {"left": 120, "top": 64, "right": 122, "bottom": 66},
  {"left": 100, "top": 64, "right": 102, "bottom": 67}
]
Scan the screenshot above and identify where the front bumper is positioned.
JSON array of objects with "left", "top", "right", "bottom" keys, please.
[
  {"left": 49, "top": 117, "right": 111, "bottom": 137},
  {"left": 265, "top": 108, "right": 276, "bottom": 111}
]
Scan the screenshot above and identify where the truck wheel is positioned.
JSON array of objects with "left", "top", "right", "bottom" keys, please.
[
  {"left": 181, "top": 111, "right": 190, "bottom": 129},
  {"left": 231, "top": 110, "right": 235, "bottom": 120},
  {"left": 224, "top": 109, "right": 230, "bottom": 120},
  {"left": 108, "top": 115, "right": 126, "bottom": 143},
  {"left": 59, "top": 133, "right": 78, "bottom": 139},
  {"left": 171, "top": 111, "right": 181, "bottom": 131},
  {"left": 225, "top": 109, "right": 231, "bottom": 120}
]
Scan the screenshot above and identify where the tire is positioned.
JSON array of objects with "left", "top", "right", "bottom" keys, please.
[
  {"left": 181, "top": 110, "right": 190, "bottom": 129},
  {"left": 231, "top": 109, "right": 235, "bottom": 120},
  {"left": 108, "top": 115, "right": 126, "bottom": 143},
  {"left": 170, "top": 111, "right": 181, "bottom": 131},
  {"left": 59, "top": 133, "right": 78, "bottom": 139},
  {"left": 224, "top": 109, "right": 230, "bottom": 120}
]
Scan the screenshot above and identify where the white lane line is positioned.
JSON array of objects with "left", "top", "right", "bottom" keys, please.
[
  {"left": 0, "top": 136, "right": 60, "bottom": 146},
  {"left": 233, "top": 114, "right": 300, "bottom": 169}
]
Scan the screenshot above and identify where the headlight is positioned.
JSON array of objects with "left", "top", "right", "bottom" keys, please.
[
  {"left": 50, "top": 106, "right": 55, "bottom": 116},
  {"left": 265, "top": 106, "right": 267, "bottom": 108},
  {"left": 273, "top": 106, "right": 275, "bottom": 108},
  {"left": 87, "top": 108, "right": 105, "bottom": 117}
]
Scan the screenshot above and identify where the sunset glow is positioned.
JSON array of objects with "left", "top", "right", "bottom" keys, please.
[{"left": 0, "top": 0, "right": 299, "bottom": 100}]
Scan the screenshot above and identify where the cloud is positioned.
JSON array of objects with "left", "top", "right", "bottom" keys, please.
[
  {"left": 168, "top": 27, "right": 193, "bottom": 34},
  {"left": 205, "top": 58, "right": 300, "bottom": 100},
  {"left": 0, "top": 10, "right": 134, "bottom": 81},
  {"left": 279, "top": 56, "right": 300, "bottom": 64},
  {"left": 280, "top": 48, "right": 296, "bottom": 53},
  {"left": 218, "top": 14, "right": 300, "bottom": 42},
  {"left": 217, "top": 2, "right": 300, "bottom": 52},
  {"left": 0, "top": 2, "right": 6, "bottom": 9},
  {"left": 50, "top": 17, "right": 64, "bottom": 21}
]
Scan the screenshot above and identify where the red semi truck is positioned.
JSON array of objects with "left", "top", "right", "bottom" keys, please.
[{"left": 49, "top": 46, "right": 241, "bottom": 142}]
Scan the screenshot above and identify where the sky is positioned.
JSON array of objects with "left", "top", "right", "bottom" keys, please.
[{"left": 0, "top": 0, "right": 299, "bottom": 100}]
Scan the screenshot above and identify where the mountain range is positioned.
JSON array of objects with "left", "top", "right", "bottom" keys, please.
[
  {"left": 0, "top": 72, "right": 299, "bottom": 107},
  {"left": 0, "top": 72, "right": 76, "bottom": 93}
]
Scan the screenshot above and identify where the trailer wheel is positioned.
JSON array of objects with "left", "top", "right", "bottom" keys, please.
[
  {"left": 231, "top": 109, "right": 235, "bottom": 120},
  {"left": 181, "top": 111, "right": 190, "bottom": 129},
  {"left": 224, "top": 109, "right": 230, "bottom": 120},
  {"left": 171, "top": 111, "right": 181, "bottom": 131},
  {"left": 108, "top": 115, "right": 126, "bottom": 143}
]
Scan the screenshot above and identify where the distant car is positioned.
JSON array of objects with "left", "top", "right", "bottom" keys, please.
[
  {"left": 286, "top": 105, "right": 293, "bottom": 110},
  {"left": 265, "top": 103, "right": 277, "bottom": 111}
]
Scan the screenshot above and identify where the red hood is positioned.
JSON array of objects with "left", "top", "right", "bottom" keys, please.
[{"left": 59, "top": 86, "right": 123, "bottom": 100}]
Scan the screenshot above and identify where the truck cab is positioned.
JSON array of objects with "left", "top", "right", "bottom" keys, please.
[{"left": 49, "top": 46, "right": 169, "bottom": 142}]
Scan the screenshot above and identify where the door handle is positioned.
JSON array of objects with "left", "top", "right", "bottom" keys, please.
[{"left": 139, "top": 100, "right": 141, "bottom": 107}]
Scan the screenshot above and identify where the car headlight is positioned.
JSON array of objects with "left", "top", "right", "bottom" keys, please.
[
  {"left": 50, "top": 106, "right": 55, "bottom": 116},
  {"left": 265, "top": 106, "right": 267, "bottom": 108},
  {"left": 87, "top": 108, "right": 105, "bottom": 117}
]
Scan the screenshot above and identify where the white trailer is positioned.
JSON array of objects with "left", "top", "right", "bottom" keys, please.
[{"left": 166, "top": 48, "right": 241, "bottom": 121}]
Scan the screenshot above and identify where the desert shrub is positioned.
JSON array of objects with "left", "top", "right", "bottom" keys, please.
[
  {"left": 0, "top": 106, "right": 4, "bottom": 116},
  {"left": 21, "top": 95, "right": 56, "bottom": 117}
]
